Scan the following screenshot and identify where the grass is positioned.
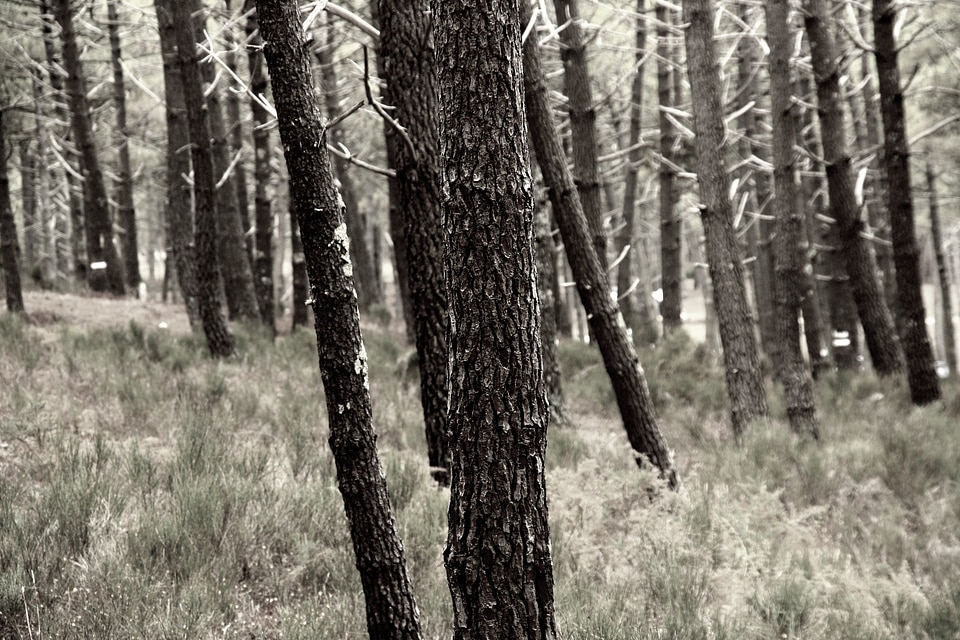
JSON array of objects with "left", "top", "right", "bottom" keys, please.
[{"left": 1, "top": 310, "right": 959, "bottom": 638}]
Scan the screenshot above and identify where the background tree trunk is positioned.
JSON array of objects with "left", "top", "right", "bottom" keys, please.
[
  {"left": 0, "top": 108, "right": 25, "bottom": 314},
  {"left": 927, "top": 162, "right": 956, "bottom": 376},
  {"left": 657, "top": 3, "right": 682, "bottom": 333}
]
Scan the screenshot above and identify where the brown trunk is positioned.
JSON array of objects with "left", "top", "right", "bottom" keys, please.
[
  {"left": 379, "top": 0, "right": 451, "bottom": 483},
  {"left": 804, "top": 0, "right": 903, "bottom": 376},
  {"left": 873, "top": 0, "right": 940, "bottom": 403},
  {"left": 683, "top": 0, "right": 769, "bottom": 435},
  {"left": 657, "top": 3, "right": 682, "bottom": 332},
  {"left": 927, "top": 163, "right": 956, "bottom": 375},
  {"left": 0, "top": 108, "right": 25, "bottom": 313},
  {"left": 169, "top": 0, "right": 236, "bottom": 357},
  {"left": 55, "top": 0, "right": 126, "bottom": 294},
  {"left": 525, "top": 8, "right": 678, "bottom": 487},
  {"left": 106, "top": 0, "right": 140, "bottom": 289},
  {"left": 258, "top": 3, "right": 424, "bottom": 638}
]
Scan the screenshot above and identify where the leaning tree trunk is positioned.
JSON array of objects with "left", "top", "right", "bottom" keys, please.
[
  {"left": 55, "top": 0, "right": 126, "bottom": 294},
  {"left": 524, "top": 7, "right": 678, "bottom": 487},
  {"left": 169, "top": 0, "right": 236, "bottom": 357},
  {"left": 257, "top": 3, "right": 424, "bottom": 638},
  {"left": 683, "top": 0, "right": 768, "bottom": 435},
  {"left": 106, "top": 0, "right": 140, "bottom": 289},
  {"left": 872, "top": 0, "right": 940, "bottom": 404},
  {"left": 766, "top": 0, "right": 819, "bottom": 437},
  {"left": 657, "top": 2, "right": 682, "bottom": 333},
  {"left": 379, "top": 0, "right": 451, "bottom": 483},
  {"left": 927, "top": 162, "right": 956, "bottom": 376},
  {"left": 155, "top": 0, "right": 202, "bottom": 331},
  {"left": 0, "top": 108, "right": 25, "bottom": 313},
  {"left": 803, "top": 0, "right": 904, "bottom": 376}
]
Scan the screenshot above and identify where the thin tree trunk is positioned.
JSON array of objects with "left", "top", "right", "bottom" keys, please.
[
  {"left": 106, "top": 0, "right": 140, "bottom": 289},
  {"left": 32, "top": 71, "right": 57, "bottom": 287},
  {"left": 524, "top": 8, "right": 679, "bottom": 487},
  {"left": 657, "top": 2, "right": 682, "bottom": 333},
  {"left": 535, "top": 186, "right": 566, "bottom": 424},
  {"left": 927, "top": 162, "right": 956, "bottom": 376},
  {"left": 873, "top": 0, "right": 940, "bottom": 403},
  {"left": 683, "top": 0, "right": 768, "bottom": 435},
  {"left": 290, "top": 194, "right": 309, "bottom": 330},
  {"left": 55, "top": 0, "right": 126, "bottom": 294},
  {"left": 257, "top": 3, "right": 423, "bottom": 638},
  {"left": 18, "top": 138, "right": 38, "bottom": 281},
  {"left": 0, "top": 108, "right": 25, "bottom": 313},
  {"left": 224, "top": 0, "right": 254, "bottom": 266},
  {"left": 804, "top": 0, "right": 904, "bottom": 376}
]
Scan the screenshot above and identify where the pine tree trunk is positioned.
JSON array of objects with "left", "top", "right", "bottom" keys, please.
[
  {"left": 107, "top": 0, "right": 140, "bottom": 290},
  {"left": 18, "top": 139, "right": 38, "bottom": 281},
  {"left": 257, "top": 3, "right": 423, "bottom": 638},
  {"left": 32, "top": 71, "right": 57, "bottom": 287},
  {"left": 290, "top": 197, "right": 309, "bottom": 330},
  {"left": 224, "top": 0, "right": 254, "bottom": 267},
  {"left": 524, "top": 7, "right": 679, "bottom": 486},
  {"left": 803, "top": 0, "right": 903, "bottom": 376},
  {"left": 872, "top": 0, "right": 940, "bottom": 403},
  {"left": 55, "top": 0, "right": 126, "bottom": 295},
  {"left": 379, "top": 0, "right": 451, "bottom": 483},
  {"left": 927, "top": 162, "right": 956, "bottom": 376},
  {"left": 535, "top": 193, "right": 566, "bottom": 424},
  {"left": 0, "top": 108, "right": 25, "bottom": 314},
  {"left": 657, "top": 3, "right": 682, "bottom": 333},
  {"left": 683, "top": 0, "right": 769, "bottom": 435}
]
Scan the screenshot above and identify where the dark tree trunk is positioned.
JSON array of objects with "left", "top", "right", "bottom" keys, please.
[
  {"left": 155, "top": 0, "right": 202, "bottom": 332},
  {"left": 18, "top": 138, "right": 38, "bottom": 280},
  {"left": 379, "top": 0, "right": 451, "bottom": 483},
  {"left": 927, "top": 162, "right": 956, "bottom": 376},
  {"left": 683, "top": 0, "right": 768, "bottom": 435},
  {"left": 243, "top": 0, "right": 276, "bottom": 332},
  {"left": 55, "top": 0, "right": 126, "bottom": 295},
  {"left": 657, "top": 3, "right": 682, "bottom": 333},
  {"left": 872, "top": 0, "right": 940, "bottom": 404},
  {"left": 803, "top": 0, "right": 904, "bottom": 376},
  {"left": 224, "top": 0, "right": 254, "bottom": 268},
  {"left": 257, "top": 3, "right": 423, "bottom": 638},
  {"left": 535, "top": 189, "right": 566, "bottom": 424},
  {"left": 524, "top": 8, "right": 679, "bottom": 487},
  {"left": 107, "top": 0, "right": 140, "bottom": 289},
  {"left": 169, "top": 0, "right": 236, "bottom": 357},
  {"left": 766, "top": 0, "right": 819, "bottom": 437},
  {"left": 0, "top": 108, "right": 25, "bottom": 314},
  {"left": 437, "top": 3, "right": 559, "bottom": 638}
]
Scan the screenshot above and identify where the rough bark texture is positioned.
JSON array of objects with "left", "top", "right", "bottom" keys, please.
[
  {"left": 170, "top": 0, "right": 236, "bottom": 357},
  {"left": 55, "top": 0, "right": 126, "bottom": 294},
  {"left": 436, "top": 3, "right": 559, "bottom": 639},
  {"left": 379, "top": 0, "right": 451, "bottom": 483},
  {"left": 804, "top": 0, "right": 904, "bottom": 376},
  {"left": 872, "top": 0, "right": 940, "bottom": 404},
  {"left": 683, "top": 0, "right": 768, "bottom": 435},
  {"left": 0, "top": 108, "right": 25, "bottom": 313},
  {"left": 524, "top": 9, "right": 678, "bottom": 487},
  {"left": 657, "top": 3, "right": 682, "bottom": 333},
  {"left": 766, "top": 0, "right": 819, "bottom": 437},
  {"left": 258, "top": 3, "right": 424, "bottom": 639},
  {"left": 927, "top": 163, "right": 956, "bottom": 375},
  {"left": 107, "top": 0, "right": 140, "bottom": 289}
]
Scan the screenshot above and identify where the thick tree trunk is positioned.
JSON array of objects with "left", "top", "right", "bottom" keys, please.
[
  {"left": 683, "top": 0, "right": 768, "bottom": 435},
  {"left": 803, "top": 0, "right": 904, "bottom": 376},
  {"left": 766, "top": 0, "right": 819, "bottom": 437},
  {"left": 107, "top": 0, "right": 140, "bottom": 290},
  {"left": 257, "top": 3, "right": 423, "bottom": 638},
  {"left": 55, "top": 0, "right": 126, "bottom": 294},
  {"left": 927, "top": 163, "right": 956, "bottom": 376},
  {"left": 379, "top": 0, "right": 451, "bottom": 483},
  {"left": 872, "top": 0, "right": 940, "bottom": 404},
  {"left": 156, "top": 0, "right": 202, "bottom": 332},
  {"left": 169, "top": 0, "right": 236, "bottom": 357},
  {"left": 0, "top": 108, "right": 25, "bottom": 314},
  {"left": 524, "top": 9, "right": 678, "bottom": 487}
]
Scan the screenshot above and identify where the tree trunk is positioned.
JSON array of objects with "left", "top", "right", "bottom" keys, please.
[
  {"left": 31, "top": 71, "right": 57, "bottom": 287},
  {"left": 243, "top": 0, "right": 276, "bottom": 332},
  {"left": 535, "top": 186, "right": 566, "bottom": 424},
  {"left": 657, "top": 2, "right": 682, "bottom": 333},
  {"left": 803, "top": 0, "right": 904, "bottom": 376},
  {"left": 927, "top": 162, "right": 956, "bottom": 376},
  {"left": 766, "top": 0, "right": 819, "bottom": 437},
  {"left": 872, "top": 0, "right": 940, "bottom": 404},
  {"left": 106, "top": 0, "right": 140, "bottom": 289},
  {"left": 257, "top": 3, "right": 423, "bottom": 638},
  {"left": 18, "top": 138, "right": 38, "bottom": 281},
  {"left": 378, "top": 0, "right": 451, "bottom": 483},
  {"left": 224, "top": 0, "right": 254, "bottom": 268},
  {"left": 290, "top": 191, "right": 309, "bottom": 330},
  {"left": 55, "top": 0, "right": 126, "bottom": 295},
  {"left": 0, "top": 108, "right": 25, "bottom": 314},
  {"left": 169, "top": 0, "right": 236, "bottom": 357},
  {"left": 524, "top": 7, "right": 679, "bottom": 487},
  {"left": 683, "top": 0, "right": 768, "bottom": 435},
  {"left": 155, "top": 0, "right": 202, "bottom": 332}
]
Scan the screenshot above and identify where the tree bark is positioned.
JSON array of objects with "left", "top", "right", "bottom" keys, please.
[
  {"left": 378, "top": 0, "right": 451, "bottom": 483},
  {"left": 18, "top": 138, "right": 38, "bottom": 281},
  {"left": 55, "top": 0, "right": 126, "bottom": 294},
  {"left": 803, "top": 0, "right": 904, "bottom": 376},
  {"left": 0, "top": 108, "right": 25, "bottom": 314},
  {"left": 766, "top": 0, "right": 819, "bottom": 437},
  {"left": 257, "top": 3, "right": 423, "bottom": 638},
  {"left": 872, "top": 0, "right": 940, "bottom": 403},
  {"left": 169, "top": 0, "right": 236, "bottom": 357},
  {"left": 535, "top": 188, "right": 566, "bottom": 424},
  {"left": 927, "top": 162, "right": 956, "bottom": 376},
  {"left": 683, "top": 0, "right": 768, "bottom": 435},
  {"left": 524, "top": 8, "right": 678, "bottom": 486},
  {"left": 106, "top": 0, "right": 140, "bottom": 290},
  {"left": 224, "top": 0, "right": 254, "bottom": 268}
]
